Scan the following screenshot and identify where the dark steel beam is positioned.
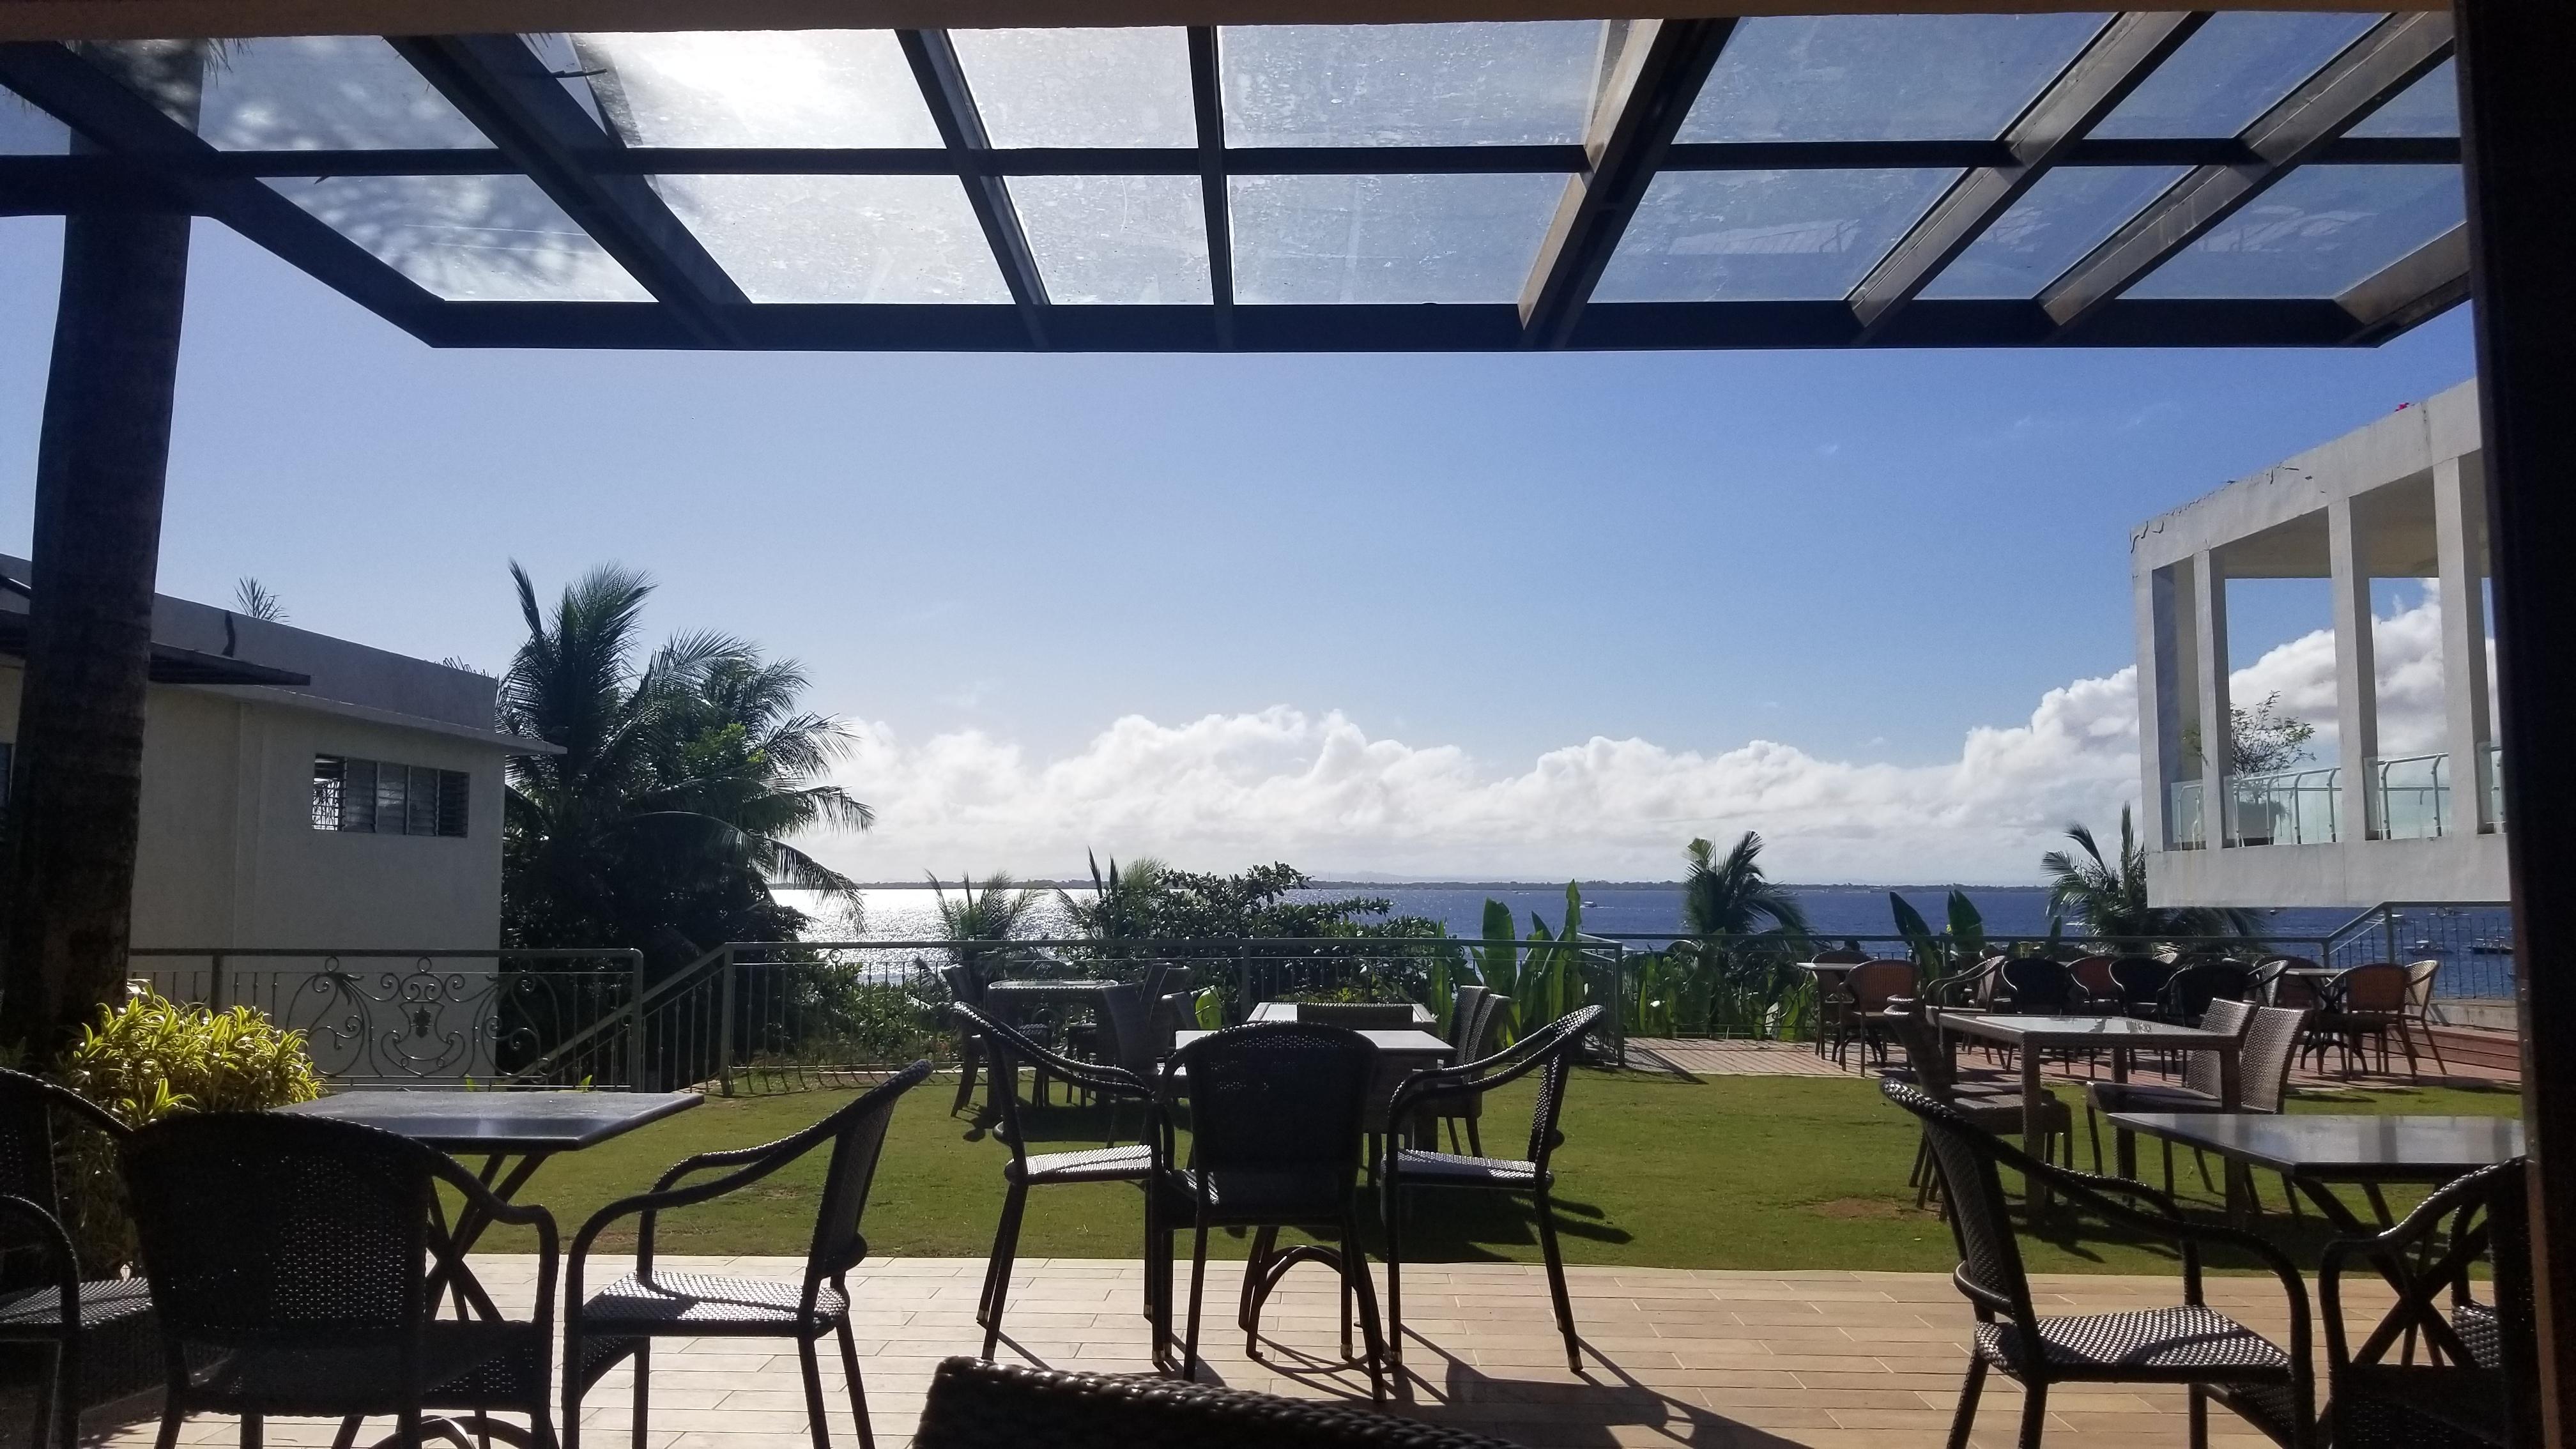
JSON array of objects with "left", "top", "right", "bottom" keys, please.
[
  {"left": 2335, "top": 221, "right": 2465, "bottom": 342},
  {"left": 2038, "top": 11, "right": 2454, "bottom": 335},
  {"left": 897, "top": 28, "right": 1048, "bottom": 346},
  {"left": 1850, "top": 12, "right": 2204, "bottom": 339},
  {"left": 0, "top": 42, "right": 440, "bottom": 323},
  {"left": 1517, "top": 18, "right": 1738, "bottom": 348},
  {"left": 1188, "top": 26, "right": 1234, "bottom": 339},
  {"left": 390, "top": 34, "right": 747, "bottom": 346}
]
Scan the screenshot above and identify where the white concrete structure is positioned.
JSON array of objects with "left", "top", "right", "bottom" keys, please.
[
  {"left": 2132, "top": 379, "right": 2505, "bottom": 908},
  {"left": 1, "top": 555, "right": 545, "bottom": 951}
]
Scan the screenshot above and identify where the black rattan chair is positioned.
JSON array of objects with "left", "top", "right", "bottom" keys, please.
[
  {"left": 1883, "top": 1009, "right": 2070, "bottom": 1211},
  {"left": 121, "top": 1110, "right": 560, "bottom": 1449},
  {"left": 949, "top": 1004, "right": 1156, "bottom": 1361},
  {"left": 1883, "top": 1080, "right": 2314, "bottom": 1449},
  {"left": 2155, "top": 961, "right": 2256, "bottom": 1026},
  {"left": 2084, "top": 1003, "right": 2308, "bottom": 1206},
  {"left": 2107, "top": 956, "right": 2178, "bottom": 1016},
  {"left": 1154, "top": 1022, "right": 1385, "bottom": 1399},
  {"left": 913, "top": 1356, "right": 1531, "bottom": 1449},
  {"left": 0, "top": 1069, "right": 154, "bottom": 1449},
  {"left": 1998, "top": 958, "right": 2093, "bottom": 1015},
  {"left": 1381, "top": 1006, "right": 1601, "bottom": 1374},
  {"left": 1414, "top": 990, "right": 1508, "bottom": 1156},
  {"left": 2319, "top": 1158, "right": 2534, "bottom": 1448},
  {"left": 564, "top": 1061, "right": 932, "bottom": 1449}
]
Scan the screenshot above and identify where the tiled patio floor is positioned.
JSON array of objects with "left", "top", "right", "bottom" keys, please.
[{"left": 86, "top": 1255, "right": 2377, "bottom": 1449}]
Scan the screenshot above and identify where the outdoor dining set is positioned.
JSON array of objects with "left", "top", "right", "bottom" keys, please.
[
  {"left": 1811, "top": 947, "right": 2533, "bottom": 1448},
  {"left": 0, "top": 979, "right": 1602, "bottom": 1449}
]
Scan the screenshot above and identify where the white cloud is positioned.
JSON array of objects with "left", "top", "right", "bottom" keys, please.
[{"left": 811, "top": 600, "right": 2465, "bottom": 885}]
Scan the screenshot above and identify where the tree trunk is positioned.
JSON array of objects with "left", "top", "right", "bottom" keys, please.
[{"left": 0, "top": 42, "right": 201, "bottom": 1055}]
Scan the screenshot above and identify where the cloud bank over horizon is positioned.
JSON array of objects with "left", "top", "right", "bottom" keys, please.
[{"left": 813, "top": 597, "right": 2465, "bottom": 886}]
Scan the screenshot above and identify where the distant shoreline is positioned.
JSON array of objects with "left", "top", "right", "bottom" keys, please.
[{"left": 844, "top": 880, "right": 2057, "bottom": 893}]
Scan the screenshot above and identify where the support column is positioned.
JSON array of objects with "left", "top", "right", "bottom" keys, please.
[
  {"left": 2434, "top": 453, "right": 2495, "bottom": 832},
  {"left": 0, "top": 41, "right": 199, "bottom": 1054},
  {"left": 2190, "top": 549, "right": 2232, "bottom": 847},
  {"left": 2455, "top": 3, "right": 2576, "bottom": 1443},
  {"left": 2326, "top": 498, "right": 2380, "bottom": 842},
  {"left": 2141, "top": 564, "right": 2193, "bottom": 848}
]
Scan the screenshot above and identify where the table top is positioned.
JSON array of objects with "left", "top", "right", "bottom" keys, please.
[
  {"left": 2106, "top": 1112, "right": 2522, "bottom": 1179},
  {"left": 1936, "top": 1013, "right": 2241, "bottom": 1048},
  {"left": 1249, "top": 1001, "right": 1438, "bottom": 1026},
  {"left": 985, "top": 977, "right": 1117, "bottom": 997},
  {"left": 283, "top": 1089, "right": 701, "bottom": 1153},
  {"left": 1175, "top": 1027, "right": 1453, "bottom": 1055}
]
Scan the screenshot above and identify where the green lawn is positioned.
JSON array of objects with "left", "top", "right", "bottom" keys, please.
[{"left": 495, "top": 1070, "right": 2521, "bottom": 1276}]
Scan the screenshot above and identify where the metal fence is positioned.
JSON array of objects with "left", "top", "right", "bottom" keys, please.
[
  {"left": 128, "top": 948, "right": 647, "bottom": 1088},
  {"left": 2324, "top": 901, "right": 2518, "bottom": 999}
]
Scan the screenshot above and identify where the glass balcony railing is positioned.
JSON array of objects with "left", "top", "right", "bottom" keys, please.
[
  {"left": 2163, "top": 747, "right": 2505, "bottom": 852},
  {"left": 2373, "top": 752, "right": 2451, "bottom": 839},
  {"left": 2168, "top": 779, "right": 2206, "bottom": 849},
  {"left": 2230, "top": 765, "right": 2342, "bottom": 847},
  {"left": 2487, "top": 743, "right": 2506, "bottom": 827}
]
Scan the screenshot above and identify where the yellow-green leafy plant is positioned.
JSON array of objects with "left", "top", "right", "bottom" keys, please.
[{"left": 51, "top": 989, "right": 325, "bottom": 1271}]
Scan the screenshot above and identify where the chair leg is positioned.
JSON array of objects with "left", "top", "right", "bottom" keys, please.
[
  {"left": 2085, "top": 1107, "right": 2103, "bottom": 1176},
  {"left": 797, "top": 1337, "right": 832, "bottom": 1449},
  {"left": 153, "top": 1402, "right": 185, "bottom": 1449},
  {"left": 981, "top": 1180, "right": 1028, "bottom": 1359},
  {"left": 2421, "top": 1016, "right": 2450, "bottom": 1075},
  {"left": 2187, "top": 1383, "right": 2208, "bottom": 1449},
  {"left": 952, "top": 1038, "right": 980, "bottom": 1114},
  {"left": 1385, "top": 1176, "right": 1407, "bottom": 1366},
  {"left": 836, "top": 1318, "right": 876, "bottom": 1449},
  {"left": 631, "top": 1342, "right": 651, "bottom": 1449},
  {"left": 243, "top": 1413, "right": 264, "bottom": 1449},
  {"left": 1340, "top": 1208, "right": 1388, "bottom": 1404},
  {"left": 1183, "top": 1218, "right": 1212, "bottom": 1382},
  {"left": 2191, "top": 1147, "right": 2216, "bottom": 1193},
  {"left": 2017, "top": 1381, "right": 2048, "bottom": 1449},
  {"left": 1240, "top": 1225, "right": 1279, "bottom": 1341},
  {"left": 1534, "top": 1190, "right": 1581, "bottom": 1374},
  {"left": 1945, "top": 1358, "right": 1986, "bottom": 1449},
  {"left": 1464, "top": 1116, "right": 1482, "bottom": 1157}
]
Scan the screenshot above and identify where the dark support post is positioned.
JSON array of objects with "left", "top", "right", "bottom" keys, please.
[
  {"left": 2455, "top": 3, "right": 2576, "bottom": 1445},
  {"left": 0, "top": 40, "right": 199, "bottom": 1054}
]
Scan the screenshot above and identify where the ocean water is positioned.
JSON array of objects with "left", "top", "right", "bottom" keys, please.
[{"left": 834, "top": 884, "right": 2362, "bottom": 947}]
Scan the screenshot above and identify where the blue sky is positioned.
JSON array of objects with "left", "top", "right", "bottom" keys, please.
[{"left": 0, "top": 215, "right": 2480, "bottom": 880}]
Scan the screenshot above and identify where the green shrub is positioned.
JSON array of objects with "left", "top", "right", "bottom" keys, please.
[{"left": 50, "top": 990, "right": 324, "bottom": 1271}]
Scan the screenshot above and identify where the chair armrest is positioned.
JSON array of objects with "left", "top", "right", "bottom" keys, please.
[
  {"left": 567, "top": 1134, "right": 809, "bottom": 1294},
  {"left": 1386, "top": 1009, "right": 1599, "bottom": 1121},
  {"left": 2319, "top": 1160, "right": 2516, "bottom": 1370},
  {"left": 424, "top": 1155, "right": 560, "bottom": 1331},
  {"left": 0, "top": 1194, "right": 82, "bottom": 1311}
]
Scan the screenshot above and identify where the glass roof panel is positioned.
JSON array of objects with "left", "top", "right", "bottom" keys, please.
[
  {"left": 951, "top": 29, "right": 1194, "bottom": 148},
  {"left": 198, "top": 36, "right": 487, "bottom": 150},
  {"left": 1679, "top": 14, "right": 2108, "bottom": 142},
  {"left": 1920, "top": 165, "right": 2188, "bottom": 298},
  {"left": 2, "top": 95, "right": 70, "bottom": 153},
  {"left": 650, "top": 174, "right": 1008, "bottom": 302},
  {"left": 2128, "top": 164, "right": 2462, "bottom": 298},
  {"left": 1228, "top": 172, "right": 1563, "bottom": 302},
  {"left": 2347, "top": 58, "right": 2457, "bottom": 137},
  {"left": 571, "top": 32, "right": 940, "bottom": 148},
  {"left": 2092, "top": 13, "right": 2382, "bottom": 139},
  {"left": 1008, "top": 174, "right": 1210, "bottom": 303},
  {"left": 1221, "top": 22, "right": 1611, "bottom": 146},
  {"left": 1595, "top": 168, "right": 1959, "bottom": 301},
  {"left": 262, "top": 174, "right": 650, "bottom": 300}
]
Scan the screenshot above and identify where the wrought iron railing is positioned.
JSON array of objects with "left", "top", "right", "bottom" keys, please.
[{"left": 128, "top": 947, "right": 647, "bottom": 1088}]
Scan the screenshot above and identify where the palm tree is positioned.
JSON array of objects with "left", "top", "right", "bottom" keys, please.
[
  {"left": 1054, "top": 851, "right": 1172, "bottom": 945},
  {"left": 930, "top": 872, "right": 1049, "bottom": 951},
  {"left": 1681, "top": 832, "right": 1813, "bottom": 940},
  {"left": 498, "top": 562, "right": 870, "bottom": 954},
  {"left": 2043, "top": 807, "right": 2255, "bottom": 945}
]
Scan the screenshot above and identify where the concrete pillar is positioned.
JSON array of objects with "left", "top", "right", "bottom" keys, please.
[
  {"left": 2138, "top": 563, "right": 2193, "bottom": 848},
  {"left": 2190, "top": 549, "right": 2231, "bottom": 847},
  {"left": 2435, "top": 452, "right": 2496, "bottom": 831},
  {"left": 2326, "top": 497, "right": 2380, "bottom": 841}
]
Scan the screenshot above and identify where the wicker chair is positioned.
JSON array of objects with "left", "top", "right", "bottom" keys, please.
[
  {"left": 913, "top": 1356, "right": 1532, "bottom": 1449},
  {"left": 0, "top": 1069, "right": 155, "bottom": 1449},
  {"left": 2310, "top": 964, "right": 2416, "bottom": 1077},
  {"left": 1807, "top": 949, "right": 1870, "bottom": 1058},
  {"left": 1154, "top": 1023, "right": 1384, "bottom": 1399},
  {"left": 1883, "top": 1080, "right": 2315, "bottom": 1449},
  {"left": 1829, "top": 960, "right": 1917, "bottom": 1070},
  {"left": 2068, "top": 955, "right": 2119, "bottom": 1003},
  {"left": 1414, "top": 990, "right": 1508, "bottom": 1155},
  {"left": 2108, "top": 956, "right": 2178, "bottom": 1016},
  {"left": 1381, "top": 1006, "right": 1602, "bottom": 1373},
  {"left": 2154, "top": 961, "right": 2255, "bottom": 1027},
  {"left": 2402, "top": 959, "right": 2451, "bottom": 1075},
  {"left": 949, "top": 1004, "right": 1156, "bottom": 1361},
  {"left": 1883, "top": 1009, "right": 2071, "bottom": 1210},
  {"left": 564, "top": 1061, "right": 933, "bottom": 1449},
  {"left": 2320, "top": 1159, "right": 2534, "bottom": 1448},
  {"left": 121, "top": 1111, "right": 560, "bottom": 1449},
  {"left": 2083, "top": 1002, "right": 2310, "bottom": 1200}
]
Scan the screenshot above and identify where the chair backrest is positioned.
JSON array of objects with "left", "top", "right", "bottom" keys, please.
[
  {"left": 2239, "top": 1005, "right": 2310, "bottom": 1114},
  {"left": 2109, "top": 955, "right": 2177, "bottom": 1008},
  {"left": 2404, "top": 958, "right": 2442, "bottom": 1013},
  {"left": 124, "top": 1112, "right": 436, "bottom": 1349},
  {"left": 2000, "top": 956, "right": 2082, "bottom": 1013},
  {"left": 1165, "top": 1023, "right": 1375, "bottom": 1204},
  {"left": 1880, "top": 1080, "right": 2037, "bottom": 1334},
  {"left": 2068, "top": 955, "right": 2119, "bottom": 999},
  {"left": 1845, "top": 960, "right": 1917, "bottom": 1011},
  {"left": 2161, "top": 962, "right": 2257, "bottom": 1025},
  {"left": 1883, "top": 1009, "right": 1959, "bottom": 1098},
  {"left": 2338, "top": 963, "right": 2411, "bottom": 1013},
  {"left": 1445, "top": 985, "right": 1489, "bottom": 1047},
  {"left": 2179, "top": 998, "right": 2254, "bottom": 1098},
  {"left": 1292, "top": 1002, "right": 1418, "bottom": 1031},
  {"left": 802, "top": 1061, "right": 934, "bottom": 1282},
  {"left": 1095, "top": 983, "right": 1157, "bottom": 1077},
  {"left": 0, "top": 1068, "right": 125, "bottom": 1223},
  {"left": 1517, "top": 1006, "right": 1602, "bottom": 1171},
  {"left": 2258, "top": 962, "right": 2325, "bottom": 1009},
  {"left": 916, "top": 1356, "right": 1529, "bottom": 1449},
  {"left": 954, "top": 1005, "right": 1147, "bottom": 1164},
  {"left": 944, "top": 964, "right": 988, "bottom": 1008}
]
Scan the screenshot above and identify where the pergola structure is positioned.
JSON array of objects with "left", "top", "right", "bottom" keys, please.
[{"left": 1, "top": 0, "right": 2570, "bottom": 1442}]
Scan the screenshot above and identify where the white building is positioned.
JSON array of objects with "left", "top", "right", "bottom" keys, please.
[
  {"left": 2130, "top": 379, "right": 2504, "bottom": 910},
  {"left": 1, "top": 555, "right": 545, "bottom": 952}
]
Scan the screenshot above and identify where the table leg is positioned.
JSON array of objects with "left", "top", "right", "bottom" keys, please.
[
  {"left": 427, "top": 1152, "right": 549, "bottom": 1322},
  {"left": 2112, "top": 1047, "right": 2136, "bottom": 1182},
  {"left": 2218, "top": 1048, "right": 2248, "bottom": 1223},
  {"left": 2022, "top": 1045, "right": 2048, "bottom": 1211}
]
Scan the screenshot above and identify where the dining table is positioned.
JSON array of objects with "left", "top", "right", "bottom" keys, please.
[
  {"left": 284, "top": 1088, "right": 700, "bottom": 1319},
  {"left": 1248, "top": 1000, "right": 1438, "bottom": 1027},
  {"left": 1172, "top": 1022, "right": 1455, "bottom": 1134},
  {"left": 1933, "top": 1011, "right": 2244, "bottom": 1209},
  {"left": 2105, "top": 1110, "right": 2524, "bottom": 1230}
]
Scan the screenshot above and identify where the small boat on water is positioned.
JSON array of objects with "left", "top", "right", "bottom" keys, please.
[{"left": 2470, "top": 937, "right": 2516, "bottom": 956}]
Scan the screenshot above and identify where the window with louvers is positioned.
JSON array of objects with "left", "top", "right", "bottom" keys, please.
[{"left": 311, "top": 755, "right": 469, "bottom": 837}]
